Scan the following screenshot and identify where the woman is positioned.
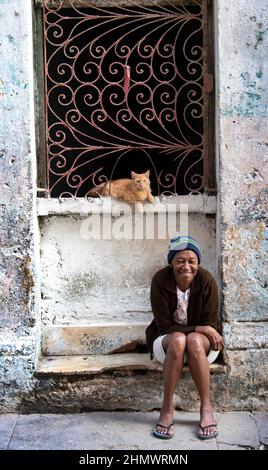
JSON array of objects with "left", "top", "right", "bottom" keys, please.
[{"left": 146, "top": 235, "right": 223, "bottom": 440}]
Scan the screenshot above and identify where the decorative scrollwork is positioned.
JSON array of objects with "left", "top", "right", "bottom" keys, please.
[{"left": 43, "top": 0, "right": 208, "bottom": 197}]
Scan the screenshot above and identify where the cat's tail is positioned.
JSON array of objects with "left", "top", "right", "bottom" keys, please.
[{"left": 87, "top": 182, "right": 107, "bottom": 198}]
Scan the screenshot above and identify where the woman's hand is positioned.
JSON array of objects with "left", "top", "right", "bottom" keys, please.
[{"left": 195, "top": 325, "right": 223, "bottom": 351}]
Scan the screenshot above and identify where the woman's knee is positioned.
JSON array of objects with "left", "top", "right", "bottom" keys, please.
[
  {"left": 164, "top": 332, "right": 186, "bottom": 356},
  {"left": 187, "top": 332, "right": 205, "bottom": 354}
]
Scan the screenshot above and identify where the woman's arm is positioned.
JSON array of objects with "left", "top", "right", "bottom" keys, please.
[
  {"left": 196, "top": 274, "right": 223, "bottom": 350},
  {"left": 195, "top": 325, "right": 223, "bottom": 350}
]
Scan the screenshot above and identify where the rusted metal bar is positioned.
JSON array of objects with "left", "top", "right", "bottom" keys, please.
[{"left": 42, "top": 1, "right": 203, "bottom": 8}]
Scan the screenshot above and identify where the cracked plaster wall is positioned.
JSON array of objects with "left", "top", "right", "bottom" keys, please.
[
  {"left": 39, "top": 214, "right": 216, "bottom": 326},
  {"left": 0, "top": 0, "right": 40, "bottom": 412},
  {"left": 216, "top": 0, "right": 268, "bottom": 409}
]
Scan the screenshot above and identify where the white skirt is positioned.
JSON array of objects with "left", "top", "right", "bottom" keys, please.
[{"left": 153, "top": 334, "right": 220, "bottom": 365}]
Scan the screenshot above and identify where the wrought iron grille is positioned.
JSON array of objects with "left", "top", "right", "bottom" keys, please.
[{"left": 39, "top": 0, "right": 214, "bottom": 197}]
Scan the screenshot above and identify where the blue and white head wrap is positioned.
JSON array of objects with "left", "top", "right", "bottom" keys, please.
[{"left": 168, "top": 235, "right": 201, "bottom": 265}]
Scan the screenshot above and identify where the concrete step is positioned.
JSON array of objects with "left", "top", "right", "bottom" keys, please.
[
  {"left": 42, "top": 324, "right": 148, "bottom": 355},
  {"left": 36, "top": 353, "right": 227, "bottom": 376}
]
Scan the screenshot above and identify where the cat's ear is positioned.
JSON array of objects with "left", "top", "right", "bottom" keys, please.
[
  {"left": 131, "top": 171, "right": 137, "bottom": 179},
  {"left": 145, "top": 170, "right": 150, "bottom": 178}
]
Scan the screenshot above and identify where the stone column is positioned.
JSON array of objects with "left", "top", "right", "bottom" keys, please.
[
  {"left": 216, "top": 0, "right": 268, "bottom": 408},
  {"left": 0, "top": 0, "right": 39, "bottom": 411}
]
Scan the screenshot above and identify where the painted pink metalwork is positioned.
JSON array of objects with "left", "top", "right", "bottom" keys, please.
[{"left": 42, "top": 0, "right": 211, "bottom": 197}]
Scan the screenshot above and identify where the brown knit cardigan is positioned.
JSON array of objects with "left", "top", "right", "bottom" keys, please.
[{"left": 146, "top": 266, "right": 221, "bottom": 354}]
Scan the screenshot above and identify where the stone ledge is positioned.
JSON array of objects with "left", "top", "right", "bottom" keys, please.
[
  {"left": 36, "top": 353, "right": 227, "bottom": 376},
  {"left": 37, "top": 195, "right": 217, "bottom": 216}
]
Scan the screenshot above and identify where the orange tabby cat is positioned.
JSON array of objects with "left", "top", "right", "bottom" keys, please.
[{"left": 88, "top": 171, "right": 154, "bottom": 204}]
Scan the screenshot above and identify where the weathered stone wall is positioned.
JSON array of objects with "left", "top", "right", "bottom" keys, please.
[
  {"left": 39, "top": 212, "right": 216, "bottom": 326},
  {"left": 0, "top": 0, "right": 267, "bottom": 413},
  {"left": 0, "top": 0, "right": 40, "bottom": 411},
  {"left": 216, "top": 0, "right": 268, "bottom": 408}
]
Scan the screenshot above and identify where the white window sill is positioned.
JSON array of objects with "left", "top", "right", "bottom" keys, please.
[{"left": 37, "top": 195, "right": 217, "bottom": 216}]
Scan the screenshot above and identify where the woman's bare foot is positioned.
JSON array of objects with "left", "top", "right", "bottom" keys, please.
[
  {"left": 155, "top": 411, "right": 174, "bottom": 437},
  {"left": 197, "top": 405, "right": 217, "bottom": 438}
]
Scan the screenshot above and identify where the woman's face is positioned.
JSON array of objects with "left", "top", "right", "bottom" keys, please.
[{"left": 172, "top": 250, "right": 198, "bottom": 284}]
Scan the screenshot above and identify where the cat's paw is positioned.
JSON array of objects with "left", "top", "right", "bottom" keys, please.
[{"left": 134, "top": 202, "right": 144, "bottom": 214}]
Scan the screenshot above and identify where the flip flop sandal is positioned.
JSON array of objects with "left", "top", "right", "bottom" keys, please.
[
  {"left": 153, "top": 422, "right": 174, "bottom": 440},
  {"left": 198, "top": 423, "right": 218, "bottom": 440}
]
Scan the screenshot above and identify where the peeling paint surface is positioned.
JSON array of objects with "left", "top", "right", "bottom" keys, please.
[
  {"left": 217, "top": 0, "right": 268, "bottom": 117},
  {"left": 217, "top": 1, "right": 268, "bottom": 413},
  {"left": 219, "top": 118, "right": 268, "bottom": 322},
  {"left": 0, "top": 0, "right": 39, "bottom": 411},
  {"left": 40, "top": 214, "right": 216, "bottom": 325}
]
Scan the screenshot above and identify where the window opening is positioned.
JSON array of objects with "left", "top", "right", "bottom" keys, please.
[{"left": 37, "top": 0, "right": 215, "bottom": 197}]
